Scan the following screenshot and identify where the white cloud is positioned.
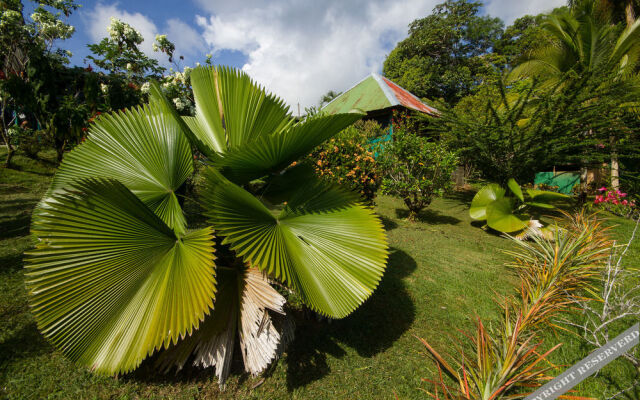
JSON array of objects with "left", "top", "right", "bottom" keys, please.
[
  {"left": 194, "top": 0, "right": 567, "bottom": 110},
  {"left": 195, "top": 0, "right": 440, "bottom": 110},
  {"left": 484, "top": 0, "right": 566, "bottom": 25},
  {"left": 82, "top": 3, "right": 207, "bottom": 67}
]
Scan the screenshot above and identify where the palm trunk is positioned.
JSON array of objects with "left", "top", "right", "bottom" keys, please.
[
  {"left": 610, "top": 133, "right": 619, "bottom": 190},
  {"left": 625, "top": 0, "right": 635, "bottom": 27}
]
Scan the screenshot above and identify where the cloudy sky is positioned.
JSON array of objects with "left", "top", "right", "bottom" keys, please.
[{"left": 51, "top": 0, "right": 565, "bottom": 109}]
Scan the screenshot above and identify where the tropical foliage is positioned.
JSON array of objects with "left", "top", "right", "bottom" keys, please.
[
  {"left": 420, "top": 210, "right": 613, "bottom": 399},
  {"left": 469, "top": 178, "right": 569, "bottom": 235},
  {"left": 25, "top": 66, "right": 389, "bottom": 383},
  {"left": 378, "top": 129, "right": 458, "bottom": 221}
]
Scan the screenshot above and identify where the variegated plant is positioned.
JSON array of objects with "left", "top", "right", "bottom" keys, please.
[{"left": 25, "top": 66, "right": 389, "bottom": 384}]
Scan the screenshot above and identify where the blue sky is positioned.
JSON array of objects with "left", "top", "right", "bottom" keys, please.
[{"left": 38, "top": 0, "right": 565, "bottom": 108}]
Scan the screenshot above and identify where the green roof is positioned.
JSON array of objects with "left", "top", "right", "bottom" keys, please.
[{"left": 322, "top": 74, "right": 437, "bottom": 115}]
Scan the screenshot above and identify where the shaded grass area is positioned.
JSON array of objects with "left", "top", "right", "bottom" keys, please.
[{"left": 1, "top": 150, "right": 637, "bottom": 399}]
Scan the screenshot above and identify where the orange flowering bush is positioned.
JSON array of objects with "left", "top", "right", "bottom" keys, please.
[{"left": 307, "top": 125, "right": 381, "bottom": 203}]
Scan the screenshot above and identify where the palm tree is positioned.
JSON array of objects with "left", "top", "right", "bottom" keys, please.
[
  {"left": 512, "top": 0, "right": 640, "bottom": 190},
  {"left": 25, "top": 66, "right": 389, "bottom": 384}
]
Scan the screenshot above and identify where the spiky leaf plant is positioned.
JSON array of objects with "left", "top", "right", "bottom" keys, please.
[{"left": 25, "top": 66, "right": 389, "bottom": 383}]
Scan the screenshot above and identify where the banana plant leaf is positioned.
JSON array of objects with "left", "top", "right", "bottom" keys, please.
[
  {"left": 486, "top": 197, "right": 529, "bottom": 233},
  {"left": 201, "top": 167, "right": 388, "bottom": 318},
  {"left": 469, "top": 184, "right": 506, "bottom": 221},
  {"left": 25, "top": 179, "right": 217, "bottom": 375}
]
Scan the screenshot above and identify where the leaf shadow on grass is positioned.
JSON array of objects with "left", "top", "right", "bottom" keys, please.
[
  {"left": 283, "top": 247, "right": 417, "bottom": 391},
  {"left": 0, "top": 214, "right": 31, "bottom": 240},
  {"left": 379, "top": 214, "right": 398, "bottom": 231},
  {"left": 446, "top": 189, "right": 476, "bottom": 204},
  {"left": 395, "top": 208, "right": 461, "bottom": 225},
  {"left": 0, "top": 321, "right": 53, "bottom": 367}
]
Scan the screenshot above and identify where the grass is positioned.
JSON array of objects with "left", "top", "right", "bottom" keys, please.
[{"left": 1, "top": 149, "right": 638, "bottom": 399}]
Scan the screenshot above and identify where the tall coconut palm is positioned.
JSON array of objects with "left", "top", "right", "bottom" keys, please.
[
  {"left": 512, "top": 0, "right": 640, "bottom": 190},
  {"left": 25, "top": 66, "right": 389, "bottom": 384}
]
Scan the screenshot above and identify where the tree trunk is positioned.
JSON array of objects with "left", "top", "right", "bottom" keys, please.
[
  {"left": 625, "top": 0, "right": 635, "bottom": 27},
  {"left": 4, "top": 145, "right": 15, "bottom": 168},
  {"left": 610, "top": 134, "right": 619, "bottom": 190}
]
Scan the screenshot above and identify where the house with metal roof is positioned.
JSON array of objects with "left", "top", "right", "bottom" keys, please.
[
  {"left": 321, "top": 73, "right": 437, "bottom": 122},
  {"left": 321, "top": 73, "right": 437, "bottom": 151}
]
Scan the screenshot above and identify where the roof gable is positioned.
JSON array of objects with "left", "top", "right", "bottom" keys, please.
[{"left": 322, "top": 73, "right": 437, "bottom": 115}]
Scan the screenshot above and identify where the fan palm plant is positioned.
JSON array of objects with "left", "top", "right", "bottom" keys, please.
[{"left": 25, "top": 66, "right": 389, "bottom": 383}]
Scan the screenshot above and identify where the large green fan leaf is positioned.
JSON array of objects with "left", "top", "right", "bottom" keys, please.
[
  {"left": 188, "top": 66, "right": 293, "bottom": 154},
  {"left": 214, "top": 112, "right": 364, "bottom": 184},
  {"left": 45, "top": 101, "right": 193, "bottom": 234},
  {"left": 148, "top": 81, "right": 218, "bottom": 160},
  {"left": 25, "top": 179, "right": 217, "bottom": 375},
  {"left": 202, "top": 168, "right": 388, "bottom": 318},
  {"left": 469, "top": 184, "right": 506, "bottom": 221},
  {"left": 486, "top": 197, "right": 529, "bottom": 233}
]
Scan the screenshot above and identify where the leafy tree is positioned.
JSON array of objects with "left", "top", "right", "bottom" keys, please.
[
  {"left": 512, "top": 0, "right": 640, "bottom": 190},
  {"left": 382, "top": 0, "right": 503, "bottom": 104},
  {"left": 25, "top": 66, "right": 389, "bottom": 384},
  {"left": 0, "top": 0, "right": 80, "bottom": 166},
  {"left": 87, "top": 17, "right": 165, "bottom": 80},
  {"left": 493, "top": 13, "right": 558, "bottom": 67},
  {"left": 378, "top": 128, "right": 458, "bottom": 221}
]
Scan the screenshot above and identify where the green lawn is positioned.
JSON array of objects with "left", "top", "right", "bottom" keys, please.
[{"left": 1, "top": 150, "right": 638, "bottom": 399}]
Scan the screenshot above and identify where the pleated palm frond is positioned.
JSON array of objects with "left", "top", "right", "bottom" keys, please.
[
  {"left": 214, "top": 112, "right": 364, "bottom": 184},
  {"left": 186, "top": 66, "right": 364, "bottom": 184},
  {"left": 202, "top": 167, "right": 389, "bottom": 319},
  {"left": 157, "top": 268, "right": 288, "bottom": 386},
  {"left": 25, "top": 179, "right": 217, "bottom": 375},
  {"left": 185, "top": 66, "right": 293, "bottom": 154},
  {"left": 43, "top": 98, "right": 193, "bottom": 234}
]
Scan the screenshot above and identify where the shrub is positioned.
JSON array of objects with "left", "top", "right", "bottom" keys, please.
[
  {"left": 378, "top": 130, "right": 458, "bottom": 221},
  {"left": 7, "top": 126, "right": 50, "bottom": 158},
  {"left": 307, "top": 124, "right": 381, "bottom": 203},
  {"left": 352, "top": 118, "right": 387, "bottom": 139},
  {"left": 593, "top": 186, "right": 638, "bottom": 219}
]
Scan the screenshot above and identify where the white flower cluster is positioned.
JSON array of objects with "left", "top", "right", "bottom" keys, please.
[
  {"left": 107, "top": 17, "right": 142, "bottom": 45},
  {"left": 100, "top": 83, "right": 109, "bottom": 94},
  {"left": 31, "top": 8, "right": 75, "bottom": 41},
  {"left": 0, "top": 10, "right": 23, "bottom": 30},
  {"left": 140, "top": 82, "right": 151, "bottom": 94},
  {"left": 172, "top": 97, "right": 188, "bottom": 111}
]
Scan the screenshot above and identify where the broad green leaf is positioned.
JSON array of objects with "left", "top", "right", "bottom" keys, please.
[
  {"left": 507, "top": 178, "right": 524, "bottom": 202},
  {"left": 215, "top": 112, "right": 364, "bottom": 184},
  {"left": 25, "top": 179, "right": 217, "bottom": 375},
  {"left": 486, "top": 197, "right": 529, "bottom": 233},
  {"left": 45, "top": 101, "right": 192, "bottom": 234},
  {"left": 202, "top": 167, "right": 388, "bottom": 318},
  {"left": 526, "top": 189, "right": 570, "bottom": 203},
  {"left": 188, "top": 66, "right": 293, "bottom": 154},
  {"left": 469, "top": 184, "right": 506, "bottom": 221}
]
